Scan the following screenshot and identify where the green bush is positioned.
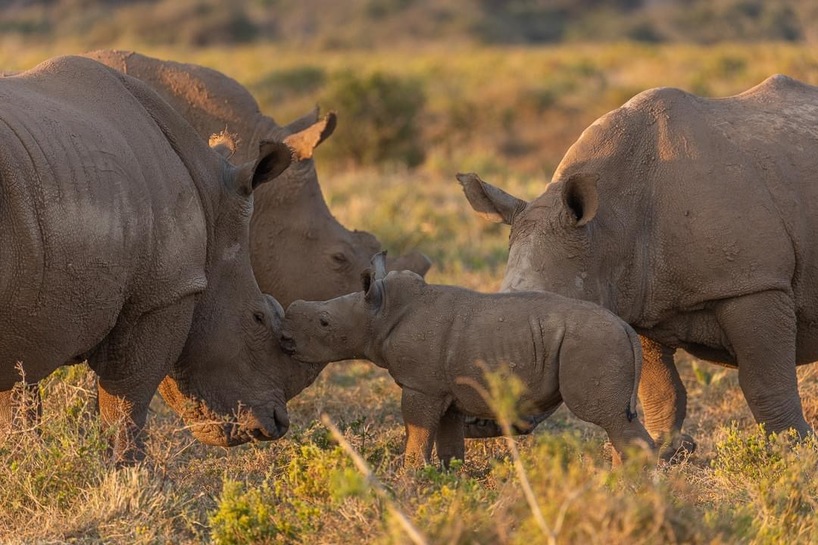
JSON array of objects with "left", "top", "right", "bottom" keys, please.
[
  {"left": 322, "top": 71, "right": 426, "bottom": 168},
  {"left": 209, "top": 480, "right": 284, "bottom": 545},
  {"left": 251, "top": 66, "right": 327, "bottom": 105}
]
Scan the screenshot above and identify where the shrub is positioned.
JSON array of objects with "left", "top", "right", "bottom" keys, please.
[
  {"left": 251, "top": 66, "right": 327, "bottom": 105},
  {"left": 322, "top": 71, "right": 426, "bottom": 168}
]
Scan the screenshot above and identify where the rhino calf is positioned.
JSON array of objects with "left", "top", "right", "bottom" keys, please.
[{"left": 280, "top": 253, "right": 654, "bottom": 467}]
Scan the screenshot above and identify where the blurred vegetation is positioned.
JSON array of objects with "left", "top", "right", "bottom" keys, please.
[
  {"left": 3, "top": 0, "right": 818, "bottom": 48},
  {"left": 322, "top": 71, "right": 426, "bottom": 168}
]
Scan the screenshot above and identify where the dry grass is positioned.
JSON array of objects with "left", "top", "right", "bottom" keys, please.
[{"left": 2, "top": 42, "right": 818, "bottom": 543}]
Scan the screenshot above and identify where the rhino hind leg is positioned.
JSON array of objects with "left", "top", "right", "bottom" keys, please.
[
  {"left": 90, "top": 297, "right": 196, "bottom": 466},
  {"left": 638, "top": 337, "right": 695, "bottom": 462},
  {"left": 559, "top": 346, "right": 656, "bottom": 463}
]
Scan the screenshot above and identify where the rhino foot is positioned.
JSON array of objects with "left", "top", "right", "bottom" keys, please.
[{"left": 659, "top": 433, "right": 696, "bottom": 464}]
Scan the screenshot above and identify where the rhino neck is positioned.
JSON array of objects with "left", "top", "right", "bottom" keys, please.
[{"left": 366, "top": 281, "right": 436, "bottom": 370}]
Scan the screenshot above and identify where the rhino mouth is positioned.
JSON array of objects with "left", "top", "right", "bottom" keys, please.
[
  {"left": 184, "top": 403, "right": 290, "bottom": 447},
  {"left": 279, "top": 331, "right": 297, "bottom": 356},
  {"left": 158, "top": 377, "right": 290, "bottom": 447}
]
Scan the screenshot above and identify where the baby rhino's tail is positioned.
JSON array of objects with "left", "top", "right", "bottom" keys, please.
[{"left": 623, "top": 324, "right": 642, "bottom": 422}]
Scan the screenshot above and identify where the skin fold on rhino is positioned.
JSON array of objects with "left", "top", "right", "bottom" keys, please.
[
  {"left": 280, "top": 253, "right": 654, "bottom": 468},
  {"left": 457, "top": 74, "right": 818, "bottom": 459},
  {"left": 0, "top": 55, "right": 296, "bottom": 463},
  {"left": 84, "top": 49, "right": 432, "bottom": 310}
]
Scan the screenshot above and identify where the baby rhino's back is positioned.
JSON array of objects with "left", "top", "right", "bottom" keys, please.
[{"left": 439, "top": 288, "right": 632, "bottom": 417}]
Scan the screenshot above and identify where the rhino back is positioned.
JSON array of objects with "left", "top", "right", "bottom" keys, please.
[
  {"left": 86, "top": 50, "right": 276, "bottom": 164},
  {"left": 0, "top": 56, "right": 208, "bottom": 386},
  {"left": 551, "top": 76, "right": 818, "bottom": 326},
  {"left": 380, "top": 284, "right": 579, "bottom": 412}
]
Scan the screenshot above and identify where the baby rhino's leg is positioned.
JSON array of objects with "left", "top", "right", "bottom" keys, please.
[
  {"left": 401, "top": 389, "right": 450, "bottom": 468},
  {"left": 559, "top": 345, "right": 655, "bottom": 463},
  {"left": 435, "top": 405, "right": 465, "bottom": 468}
]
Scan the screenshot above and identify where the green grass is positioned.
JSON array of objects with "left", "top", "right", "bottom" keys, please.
[{"left": 3, "top": 41, "right": 818, "bottom": 543}]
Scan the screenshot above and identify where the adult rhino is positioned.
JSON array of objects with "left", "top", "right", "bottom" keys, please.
[
  {"left": 84, "top": 49, "right": 431, "bottom": 308},
  {"left": 0, "top": 55, "right": 295, "bottom": 463},
  {"left": 458, "top": 75, "right": 818, "bottom": 458}
]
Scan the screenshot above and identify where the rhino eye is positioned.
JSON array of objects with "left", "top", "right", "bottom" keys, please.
[
  {"left": 331, "top": 252, "right": 348, "bottom": 264},
  {"left": 253, "top": 312, "right": 265, "bottom": 325},
  {"left": 319, "top": 317, "right": 330, "bottom": 327}
]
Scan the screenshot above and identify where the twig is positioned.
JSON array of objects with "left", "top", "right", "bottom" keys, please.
[{"left": 320, "top": 413, "right": 429, "bottom": 545}]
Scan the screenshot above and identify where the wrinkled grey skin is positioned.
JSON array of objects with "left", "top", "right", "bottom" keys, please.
[
  {"left": 84, "top": 49, "right": 431, "bottom": 309},
  {"left": 0, "top": 56, "right": 295, "bottom": 463},
  {"left": 458, "top": 75, "right": 818, "bottom": 458},
  {"left": 281, "top": 253, "right": 653, "bottom": 467}
]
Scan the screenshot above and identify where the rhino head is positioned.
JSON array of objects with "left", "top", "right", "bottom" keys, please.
[
  {"left": 250, "top": 110, "right": 431, "bottom": 308},
  {"left": 279, "top": 252, "right": 393, "bottom": 364},
  {"left": 456, "top": 172, "right": 621, "bottom": 309},
  {"left": 159, "top": 140, "right": 297, "bottom": 447}
]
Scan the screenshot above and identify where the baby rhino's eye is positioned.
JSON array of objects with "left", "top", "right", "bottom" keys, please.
[{"left": 319, "top": 317, "right": 330, "bottom": 327}]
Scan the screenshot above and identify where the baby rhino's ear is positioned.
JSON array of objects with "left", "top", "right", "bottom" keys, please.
[
  {"left": 361, "top": 268, "right": 373, "bottom": 293},
  {"left": 361, "top": 267, "right": 384, "bottom": 312}
]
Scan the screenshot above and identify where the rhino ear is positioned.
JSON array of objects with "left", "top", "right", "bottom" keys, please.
[
  {"left": 457, "top": 172, "right": 527, "bottom": 225},
  {"left": 234, "top": 140, "right": 293, "bottom": 195},
  {"left": 370, "top": 251, "right": 387, "bottom": 280},
  {"left": 561, "top": 172, "right": 599, "bottom": 227},
  {"left": 283, "top": 112, "right": 337, "bottom": 161},
  {"left": 386, "top": 250, "right": 432, "bottom": 277},
  {"left": 362, "top": 267, "right": 384, "bottom": 312},
  {"left": 361, "top": 267, "right": 374, "bottom": 293}
]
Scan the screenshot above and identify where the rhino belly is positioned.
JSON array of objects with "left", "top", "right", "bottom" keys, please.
[{"left": 448, "top": 370, "right": 561, "bottom": 420}]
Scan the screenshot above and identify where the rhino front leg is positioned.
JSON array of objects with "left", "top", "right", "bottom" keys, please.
[
  {"left": 715, "top": 291, "right": 810, "bottom": 437},
  {"left": 434, "top": 405, "right": 465, "bottom": 468},
  {"left": 92, "top": 298, "right": 195, "bottom": 466},
  {"left": 638, "top": 336, "right": 695, "bottom": 462},
  {"left": 400, "top": 388, "right": 450, "bottom": 469}
]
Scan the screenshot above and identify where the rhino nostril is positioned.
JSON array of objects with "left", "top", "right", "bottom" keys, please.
[{"left": 274, "top": 407, "right": 290, "bottom": 438}]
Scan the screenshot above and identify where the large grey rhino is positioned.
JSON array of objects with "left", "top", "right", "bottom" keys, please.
[
  {"left": 0, "top": 55, "right": 295, "bottom": 463},
  {"left": 281, "top": 253, "right": 653, "bottom": 468},
  {"left": 83, "top": 49, "right": 431, "bottom": 308},
  {"left": 458, "top": 74, "right": 818, "bottom": 457}
]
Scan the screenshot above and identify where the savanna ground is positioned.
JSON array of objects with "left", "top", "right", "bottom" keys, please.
[{"left": 3, "top": 41, "right": 818, "bottom": 543}]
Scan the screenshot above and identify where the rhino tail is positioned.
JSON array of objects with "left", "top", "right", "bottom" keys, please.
[{"left": 624, "top": 324, "right": 642, "bottom": 422}]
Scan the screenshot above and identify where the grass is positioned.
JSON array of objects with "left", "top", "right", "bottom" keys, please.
[{"left": 2, "top": 41, "right": 818, "bottom": 543}]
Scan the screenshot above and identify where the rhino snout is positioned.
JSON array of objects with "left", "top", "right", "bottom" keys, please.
[
  {"left": 245, "top": 403, "right": 290, "bottom": 441},
  {"left": 279, "top": 330, "right": 297, "bottom": 355}
]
